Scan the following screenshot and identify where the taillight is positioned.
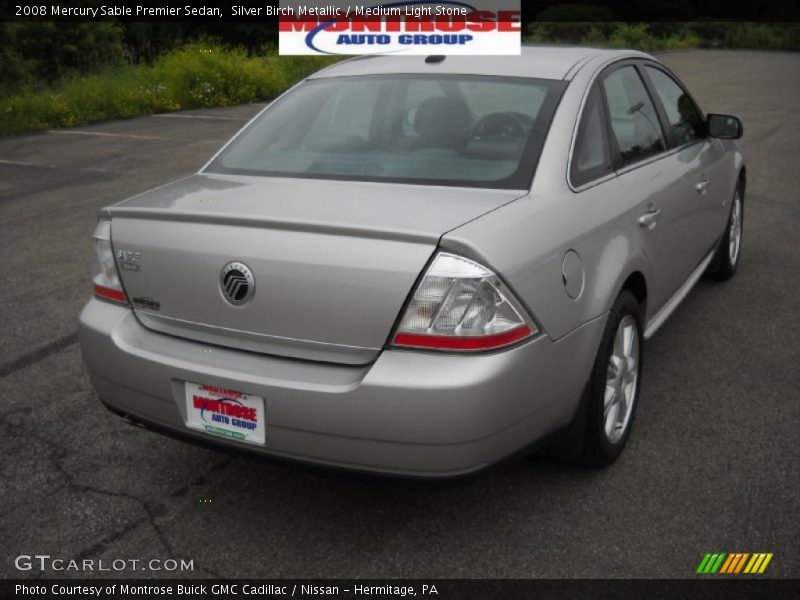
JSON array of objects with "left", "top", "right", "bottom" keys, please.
[
  {"left": 392, "top": 252, "right": 537, "bottom": 352},
  {"left": 91, "top": 219, "right": 127, "bottom": 305}
]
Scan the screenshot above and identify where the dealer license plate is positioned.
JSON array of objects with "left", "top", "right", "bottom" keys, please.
[{"left": 184, "top": 382, "right": 266, "bottom": 446}]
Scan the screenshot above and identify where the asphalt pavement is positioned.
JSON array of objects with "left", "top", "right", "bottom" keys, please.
[{"left": 1, "top": 50, "right": 798, "bottom": 579}]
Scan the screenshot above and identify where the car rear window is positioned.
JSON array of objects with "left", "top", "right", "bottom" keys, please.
[{"left": 206, "top": 74, "right": 566, "bottom": 189}]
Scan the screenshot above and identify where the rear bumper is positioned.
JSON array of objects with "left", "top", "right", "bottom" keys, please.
[{"left": 79, "top": 298, "right": 605, "bottom": 478}]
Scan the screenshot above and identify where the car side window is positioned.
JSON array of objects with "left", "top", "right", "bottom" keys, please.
[
  {"left": 644, "top": 66, "right": 705, "bottom": 147},
  {"left": 602, "top": 65, "right": 665, "bottom": 166},
  {"left": 570, "top": 86, "right": 612, "bottom": 187}
]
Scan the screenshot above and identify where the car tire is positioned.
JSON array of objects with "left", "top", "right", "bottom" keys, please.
[
  {"left": 581, "top": 290, "right": 643, "bottom": 466},
  {"left": 706, "top": 183, "right": 744, "bottom": 280}
]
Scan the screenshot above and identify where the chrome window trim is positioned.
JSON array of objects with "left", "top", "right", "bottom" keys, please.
[
  {"left": 669, "top": 137, "right": 706, "bottom": 154},
  {"left": 567, "top": 56, "right": 692, "bottom": 193},
  {"left": 574, "top": 136, "right": 708, "bottom": 187},
  {"left": 613, "top": 141, "right": 702, "bottom": 177},
  {"left": 569, "top": 171, "right": 618, "bottom": 193}
]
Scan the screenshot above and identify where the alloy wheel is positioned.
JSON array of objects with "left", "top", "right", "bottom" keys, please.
[
  {"left": 729, "top": 190, "right": 743, "bottom": 266},
  {"left": 604, "top": 315, "right": 640, "bottom": 444}
]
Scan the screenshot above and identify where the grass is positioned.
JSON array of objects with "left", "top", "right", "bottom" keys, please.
[{"left": 0, "top": 43, "right": 339, "bottom": 135}]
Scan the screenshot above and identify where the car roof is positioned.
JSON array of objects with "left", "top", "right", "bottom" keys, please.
[{"left": 308, "top": 46, "right": 653, "bottom": 82}]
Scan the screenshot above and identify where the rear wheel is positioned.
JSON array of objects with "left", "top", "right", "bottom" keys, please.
[
  {"left": 582, "top": 290, "right": 643, "bottom": 466},
  {"left": 707, "top": 184, "right": 743, "bottom": 280}
]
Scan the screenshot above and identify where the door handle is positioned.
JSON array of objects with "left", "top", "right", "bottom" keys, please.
[
  {"left": 695, "top": 177, "right": 709, "bottom": 193},
  {"left": 638, "top": 208, "right": 662, "bottom": 229}
]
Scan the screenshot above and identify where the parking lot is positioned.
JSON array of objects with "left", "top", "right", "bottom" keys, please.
[{"left": 1, "top": 50, "right": 798, "bottom": 578}]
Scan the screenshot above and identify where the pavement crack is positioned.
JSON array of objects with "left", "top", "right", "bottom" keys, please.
[
  {"left": 1, "top": 410, "right": 243, "bottom": 575},
  {"left": 74, "top": 516, "right": 152, "bottom": 560},
  {"left": 0, "top": 331, "right": 79, "bottom": 378},
  {"left": 3, "top": 399, "right": 239, "bottom": 575},
  {"left": 0, "top": 416, "right": 182, "bottom": 564}
]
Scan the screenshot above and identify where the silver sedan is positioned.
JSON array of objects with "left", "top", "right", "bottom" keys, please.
[{"left": 79, "top": 47, "right": 745, "bottom": 476}]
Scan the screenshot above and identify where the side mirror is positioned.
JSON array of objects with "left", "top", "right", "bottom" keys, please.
[{"left": 707, "top": 113, "right": 743, "bottom": 139}]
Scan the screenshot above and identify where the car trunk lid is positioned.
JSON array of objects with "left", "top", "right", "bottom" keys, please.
[{"left": 108, "top": 174, "right": 523, "bottom": 364}]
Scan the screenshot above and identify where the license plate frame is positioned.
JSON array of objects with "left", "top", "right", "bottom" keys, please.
[{"left": 184, "top": 382, "right": 266, "bottom": 446}]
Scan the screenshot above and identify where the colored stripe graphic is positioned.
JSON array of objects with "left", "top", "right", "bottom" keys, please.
[
  {"left": 721, "top": 553, "right": 749, "bottom": 574},
  {"left": 719, "top": 554, "right": 736, "bottom": 573},
  {"left": 710, "top": 553, "right": 726, "bottom": 573},
  {"left": 702, "top": 553, "right": 721, "bottom": 574},
  {"left": 697, "top": 553, "right": 727, "bottom": 574},
  {"left": 734, "top": 553, "right": 750, "bottom": 573},
  {"left": 759, "top": 554, "right": 773, "bottom": 573},
  {"left": 744, "top": 554, "right": 761, "bottom": 573},
  {"left": 696, "top": 554, "right": 713, "bottom": 574},
  {"left": 698, "top": 552, "right": 773, "bottom": 574}
]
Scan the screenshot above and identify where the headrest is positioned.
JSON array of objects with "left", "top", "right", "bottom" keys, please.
[{"left": 413, "top": 96, "right": 470, "bottom": 144}]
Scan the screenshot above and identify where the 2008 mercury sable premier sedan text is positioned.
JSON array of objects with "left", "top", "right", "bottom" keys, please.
[{"left": 79, "top": 47, "right": 745, "bottom": 476}]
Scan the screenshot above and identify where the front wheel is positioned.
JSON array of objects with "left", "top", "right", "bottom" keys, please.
[
  {"left": 707, "top": 184, "right": 744, "bottom": 280},
  {"left": 582, "top": 291, "right": 643, "bottom": 466}
]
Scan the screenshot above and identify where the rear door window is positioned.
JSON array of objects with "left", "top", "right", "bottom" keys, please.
[
  {"left": 644, "top": 66, "right": 705, "bottom": 147},
  {"left": 602, "top": 65, "right": 666, "bottom": 166}
]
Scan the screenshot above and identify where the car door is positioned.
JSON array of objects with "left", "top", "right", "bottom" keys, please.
[
  {"left": 640, "top": 63, "right": 730, "bottom": 256},
  {"left": 599, "top": 61, "right": 702, "bottom": 313}
]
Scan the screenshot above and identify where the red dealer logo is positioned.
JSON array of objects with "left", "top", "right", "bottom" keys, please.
[
  {"left": 279, "top": 2, "right": 521, "bottom": 54},
  {"left": 193, "top": 395, "right": 257, "bottom": 424}
]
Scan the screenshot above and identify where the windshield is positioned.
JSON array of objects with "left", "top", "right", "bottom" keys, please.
[{"left": 207, "top": 74, "right": 566, "bottom": 189}]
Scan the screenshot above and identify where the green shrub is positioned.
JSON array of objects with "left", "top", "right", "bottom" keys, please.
[
  {"left": 0, "top": 43, "right": 338, "bottom": 135},
  {"left": 151, "top": 44, "right": 285, "bottom": 107},
  {"left": 606, "top": 24, "right": 699, "bottom": 51}
]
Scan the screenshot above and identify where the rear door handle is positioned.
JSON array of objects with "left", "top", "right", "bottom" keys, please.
[
  {"left": 695, "top": 177, "right": 709, "bottom": 193},
  {"left": 638, "top": 208, "right": 662, "bottom": 229}
]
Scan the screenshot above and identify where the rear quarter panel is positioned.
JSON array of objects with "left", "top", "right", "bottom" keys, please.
[
  {"left": 441, "top": 55, "right": 653, "bottom": 342},
  {"left": 440, "top": 182, "right": 652, "bottom": 342}
]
